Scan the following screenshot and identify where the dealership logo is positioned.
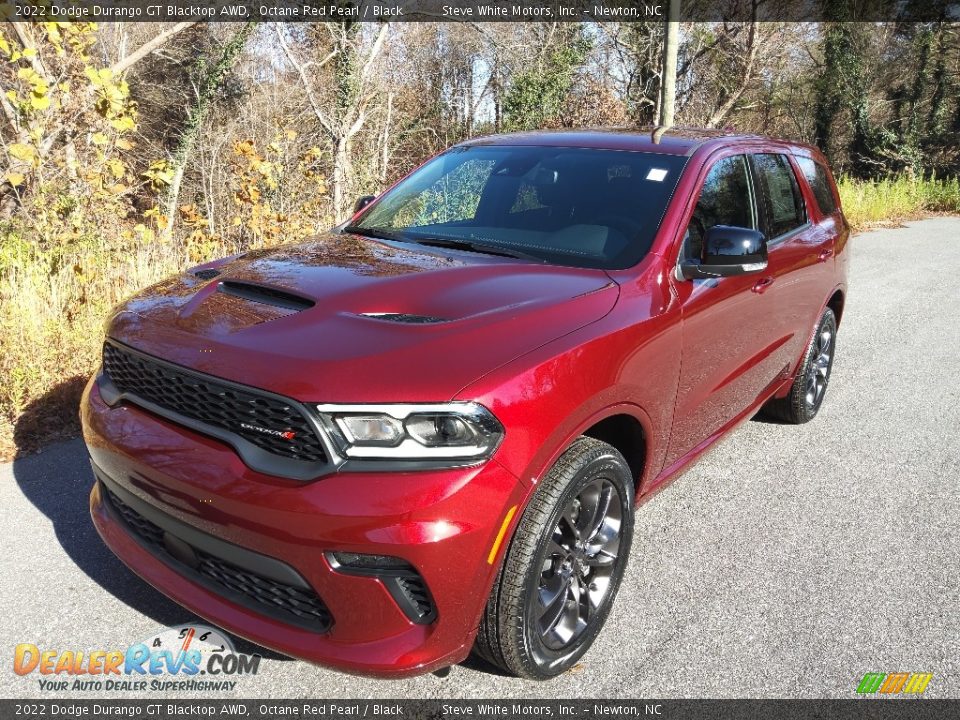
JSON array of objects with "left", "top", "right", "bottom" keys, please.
[
  {"left": 13, "top": 624, "right": 260, "bottom": 693},
  {"left": 856, "top": 672, "right": 933, "bottom": 695},
  {"left": 240, "top": 422, "right": 296, "bottom": 440}
]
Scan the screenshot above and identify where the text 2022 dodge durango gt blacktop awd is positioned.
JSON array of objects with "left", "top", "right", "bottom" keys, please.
[{"left": 83, "top": 128, "right": 849, "bottom": 679}]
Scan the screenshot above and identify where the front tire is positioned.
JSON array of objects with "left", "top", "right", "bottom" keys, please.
[
  {"left": 764, "top": 307, "right": 837, "bottom": 424},
  {"left": 474, "top": 437, "right": 635, "bottom": 679}
]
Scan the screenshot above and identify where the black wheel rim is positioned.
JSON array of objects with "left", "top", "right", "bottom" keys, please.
[
  {"left": 805, "top": 324, "right": 833, "bottom": 410},
  {"left": 536, "top": 478, "right": 623, "bottom": 651}
]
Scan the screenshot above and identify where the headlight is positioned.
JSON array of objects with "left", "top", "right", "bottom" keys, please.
[{"left": 315, "top": 402, "right": 503, "bottom": 462}]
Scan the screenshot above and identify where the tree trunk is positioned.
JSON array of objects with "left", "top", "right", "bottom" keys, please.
[
  {"left": 379, "top": 92, "right": 394, "bottom": 186},
  {"left": 926, "top": 23, "right": 949, "bottom": 135},
  {"left": 906, "top": 27, "right": 933, "bottom": 143},
  {"left": 332, "top": 135, "right": 350, "bottom": 222},
  {"left": 658, "top": 0, "right": 680, "bottom": 128}
]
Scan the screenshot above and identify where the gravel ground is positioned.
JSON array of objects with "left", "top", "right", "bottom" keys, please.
[{"left": 2, "top": 217, "right": 958, "bottom": 699}]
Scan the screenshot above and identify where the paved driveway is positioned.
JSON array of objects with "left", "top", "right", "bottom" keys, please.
[{"left": 3, "top": 218, "right": 958, "bottom": 699}]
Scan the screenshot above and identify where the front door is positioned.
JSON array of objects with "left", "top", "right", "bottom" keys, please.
[{"left": 665, "top": 153, "right": 784, "bottom": 467}]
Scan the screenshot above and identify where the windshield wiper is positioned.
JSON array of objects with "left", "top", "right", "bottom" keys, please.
[
  {"left": 344, "top": 226, "right": 545, "bottom": 263},
  {"left": 342, "top": 225, "right": 404, "bottom": 242},
  {"left": 412, "top": 237, "right": 545, "bottom": 263}
]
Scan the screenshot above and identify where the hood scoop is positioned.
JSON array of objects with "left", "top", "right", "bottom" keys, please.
[
  {"left": 360, "top": 312, "right": 449, "bottom": 324},
  {"left": 217, "top": 281, "right": 315, "bottom": 312}
]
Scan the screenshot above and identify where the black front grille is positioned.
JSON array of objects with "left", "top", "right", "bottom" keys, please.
[
  {"left": 102, "top": 342, "right": 327, "bottom": 464},
  {"left": 103, "top": 485, "right": 332, "bottom": 632}
]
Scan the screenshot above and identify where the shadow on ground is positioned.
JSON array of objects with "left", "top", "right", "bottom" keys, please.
[
  {"left": 11, "top": 379, "right": 287, "bottom": 660},
  {"left": 9, "top": 374, "right": 87, "bottom": 459}
]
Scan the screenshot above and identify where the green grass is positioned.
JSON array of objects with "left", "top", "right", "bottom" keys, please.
[{"left": 838, "top": 175, "right": 960, "bottom": 230}]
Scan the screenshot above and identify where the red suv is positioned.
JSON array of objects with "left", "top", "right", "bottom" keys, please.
[{"left": 83, "top": 129, "right": 848, "bottom": 679}]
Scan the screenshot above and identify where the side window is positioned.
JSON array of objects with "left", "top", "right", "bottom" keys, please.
[
  {"left": 795, "top": 156, "right": 838, "bottom": 216},
  {"left": 684, "top": 154, "right": 754, "bottom": 261},
  {"left": 751, "top": 154, "right": 806, "bottom": 238}
]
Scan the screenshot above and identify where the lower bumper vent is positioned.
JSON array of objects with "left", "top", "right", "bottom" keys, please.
[
  {"left": 327, "top": 551, "right": 437, "bottom": 624},
  {"left": 394, "top": 574, "right": 435, "bottom": 624}
]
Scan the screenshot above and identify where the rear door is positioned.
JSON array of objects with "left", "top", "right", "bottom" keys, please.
[
  {"left": 794, "top": 154, "right": 850, "bottom": 286},
  {"left": 749, "top": 152, "right": 836, "bottom": 380}
]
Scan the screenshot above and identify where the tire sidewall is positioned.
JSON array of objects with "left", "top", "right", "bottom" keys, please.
[
  {"left": 800, "top": 307, "right": 837, "bottom": 420},
  {"left": 518, "top": 444, "right": 635, "bottom": 677}
]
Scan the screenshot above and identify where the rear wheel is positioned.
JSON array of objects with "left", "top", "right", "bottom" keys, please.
[
  {"left": 474, "top": 437, "right": 635, "bottom": 679},
  {"left": 764, "top": 307, "right": 837, "bottom": 424}
]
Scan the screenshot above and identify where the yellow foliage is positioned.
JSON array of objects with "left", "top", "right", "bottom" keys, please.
[
  {"left": 142, "top": 160, "right": 174, "bottom": 190},
  {"left": 8, "top": 144, "right": 36, "bottom": 164},
  {"left": 107, "top": 158, "right": 126, "bottom": 178},
  {"left": 1, "top": 27, "right": 338, "bottom": 457}
]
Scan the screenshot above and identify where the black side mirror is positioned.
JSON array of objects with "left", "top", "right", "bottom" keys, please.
[
  {"left": 353, "top": 195, "right": 376, "bottom": 215},
  {"left": 680, "top": 225, "right": 768, "bottom": 280}
]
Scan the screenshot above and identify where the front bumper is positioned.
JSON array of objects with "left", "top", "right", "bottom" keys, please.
[{"left": 82, "top": 376, "right": 526, "bottom": 677}]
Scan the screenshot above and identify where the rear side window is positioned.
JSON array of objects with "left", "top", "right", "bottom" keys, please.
[
  {"left": 684, "top": 154, "right": 755, "bottom": 260},
  {"left": 751, "top": 154, "right": 806, "bottom": 238},
  {"left": 795, "top": 156, "right": 838, "bottom": 216}
]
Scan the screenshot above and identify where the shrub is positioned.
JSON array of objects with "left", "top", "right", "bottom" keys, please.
[{"left": 838, "top": 175, "right": 960, "bottom": 230}]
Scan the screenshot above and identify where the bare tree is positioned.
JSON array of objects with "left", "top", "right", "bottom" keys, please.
[
  {"left": 275, "top": 22, "right": 389, "bottom": 221},
  {"left": 164, "top": 22, "right": 256, "bottom": 231},
  {"left": 111, "top": 22, "right": 200, "bottom": 76}
]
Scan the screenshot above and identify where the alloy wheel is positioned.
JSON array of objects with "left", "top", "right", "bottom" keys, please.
[
  {"left": 535, "top": 478, "right": 623, "bottom": 650},
  {"left": 805, "top": 326, "right": 833, "bottom": 409}
]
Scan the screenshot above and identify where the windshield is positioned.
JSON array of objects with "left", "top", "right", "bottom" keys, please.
[{"left": 350, "top": 145, "right": 688, "bottom": 269}]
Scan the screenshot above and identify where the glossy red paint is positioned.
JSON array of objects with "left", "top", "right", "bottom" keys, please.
[{"left": 83, "top": 128, "right": 848, "bottom": 676}]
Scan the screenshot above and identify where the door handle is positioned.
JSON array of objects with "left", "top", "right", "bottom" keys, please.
[
  {"left": 818, "top": 248, "right": 835, "bottom": 262},
  {"left": 752, "top": 277, "right": 775, "bottom": 294}
]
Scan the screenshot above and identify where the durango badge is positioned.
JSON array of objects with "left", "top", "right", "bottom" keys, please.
[{"left": 240, "top": 423, "right": 296, "bottom": 440}]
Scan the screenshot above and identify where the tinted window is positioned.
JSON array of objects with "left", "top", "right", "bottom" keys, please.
[
  {"left": 752, "top": 154, "right": 806, "bottom": 238},
  {"left": 684, "top": 155, "right": 754, "bottom": 261},
  {"left": 353, "top": 146, "right": 688, "bottom": 270},
  {"left": 795, "top": 156, "right": 838, "bottom": 216}
]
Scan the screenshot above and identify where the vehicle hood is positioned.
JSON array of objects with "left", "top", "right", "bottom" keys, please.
[{"left": 106, "top": 232, "right": 619, "bottom": 402}]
